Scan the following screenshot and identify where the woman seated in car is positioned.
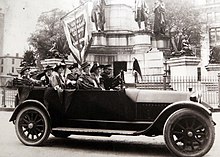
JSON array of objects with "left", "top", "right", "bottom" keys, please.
[
  {"left": 51, "top": 62, "right": 66, "bottom": 91},
  {"left": 66, "top": 63, "right": 81, "bottom": 89},
  {"left": 90, "top": 62, "right": 104, "bottom": 89},
  {"left": 77, "top": 62, "right": 101, "bottom": 90}
]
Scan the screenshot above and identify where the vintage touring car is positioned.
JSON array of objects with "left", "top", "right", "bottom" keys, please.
[{"left": 9, "top": 81, "right": 215, "bottom": 157}]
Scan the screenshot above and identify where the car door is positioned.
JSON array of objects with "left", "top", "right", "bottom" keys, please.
[{"left": 64, "top": 90, "right": 135, "bottom": 121}]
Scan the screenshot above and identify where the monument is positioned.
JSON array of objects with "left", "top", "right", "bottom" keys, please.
[{"left": 80, "top": 0, "right": 169, "bottom": 83}]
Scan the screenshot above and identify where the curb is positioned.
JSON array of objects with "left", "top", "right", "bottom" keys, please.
[
  {"left": 0, "top": 107, "right": 14, "bottom": 112},
  {"left": 212, "top": 108, "right": 220, "bottom": 112}
]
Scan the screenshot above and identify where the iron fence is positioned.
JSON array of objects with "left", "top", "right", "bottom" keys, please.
[
  {"left": 142, "top": 75, "right": 219, "bottom": 108},
  {"left": 0, "top": 75, "right": 219, "bottom": 108}
]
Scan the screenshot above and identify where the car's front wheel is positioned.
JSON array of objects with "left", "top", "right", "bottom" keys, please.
[
  {"left": 15, "top": 106, "right": 51, "bottom": 146},
  {"left": 163, "top": 108, "right": 215, "bottom": 157}
]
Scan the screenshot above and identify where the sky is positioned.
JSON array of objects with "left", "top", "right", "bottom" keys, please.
[{"left": 2, "top": 0, "right": 77, "bottom": 56}]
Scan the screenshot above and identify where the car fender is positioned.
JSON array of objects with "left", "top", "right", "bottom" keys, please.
[
  {"left": 134, "top": 100, "right": 212, "bottom": 136},
  {"left": 9, "top": 99, "right": 51, "bottom": 123}
]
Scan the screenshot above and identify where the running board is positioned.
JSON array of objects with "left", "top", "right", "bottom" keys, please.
[{"left": 52, "top": 127, "right": 137, "bottom": 135}]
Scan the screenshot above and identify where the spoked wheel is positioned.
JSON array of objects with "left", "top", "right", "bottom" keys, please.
[
  {"left": 15, "top": 106, "right": 51, "bottom": 146},
  {"left": 164, "top": 108, "right": 215, "bottom": 157}
]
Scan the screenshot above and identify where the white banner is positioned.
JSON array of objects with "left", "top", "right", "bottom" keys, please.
[{"left": 62, "top": 1, "right": 93, "bottom": 63}]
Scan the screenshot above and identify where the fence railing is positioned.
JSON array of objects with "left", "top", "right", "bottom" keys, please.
[
  {"left": 142, "top": 75, "right": 219, "bottom": 108},
  {"left": 0, "top": 75, "right": 219, "bottom": 108}
]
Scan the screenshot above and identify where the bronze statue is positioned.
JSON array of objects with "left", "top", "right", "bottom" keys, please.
[
  {"left": 153, "top": 0, "right": 166, "bottom": 36},
  {"left": 91, "top": 0, "right": 106, "bottom": 32},
  {"left": 209, "top": 46, "right": 220, "bottom": 63},
  {"left": 135, "top": 0, "right": 150, "bottom": 31},
  {"left": 170, "top": 29, "right": 194, "bottom": 56}
]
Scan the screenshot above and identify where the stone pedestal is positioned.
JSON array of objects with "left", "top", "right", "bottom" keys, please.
[
  {"left": 167, "top": 56, "right": 200, "bottom": 77},
  {"left": 205, "top": 64, "right": 220, "bottom": 77},
  {"left": 152, "top": 36, "right": 170, "bottom": 49}
]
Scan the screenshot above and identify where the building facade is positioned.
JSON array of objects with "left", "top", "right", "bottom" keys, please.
[
  {"left": 0, "top": 53, "right": 23, "bottom": 77},
  {"left": 194, "top": 0, "right": 220, "bottom": 76}
]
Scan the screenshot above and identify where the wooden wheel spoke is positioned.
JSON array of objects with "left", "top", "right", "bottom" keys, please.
[
  {"left": 190, "top": 141, "right": 195, "bottom": 150},
  {"left": 176, "top": 123, "right": 186, "bottom": 130},
  {"left": 194, "top": 124, "right": 204, "bottom": 131},
  {"left": 193, "top": 137, "right": 202, "bottom": 145},
  {"left": 23, "top": 128, "right": 29, "bottom": 133},
  {"left": 36, "top": 119, "right": 43, "bottom": 124},
  {"left": 175, "top": 136, "right": 184, "bottom": 143},
  {"left": 36, "top": 128, "right": 42, "bottom": 133},
  {"left": 33, "top": 114, "right": 39, "bottom": 121},
  {"left": 22, "top": 118, "right": 29, "bottom": 124},
  {"left": 173, "top": 131, "right": 183, "bottom": 135},
  {"left": 190, "top": 119, "right": 195, "bottom": 128}
]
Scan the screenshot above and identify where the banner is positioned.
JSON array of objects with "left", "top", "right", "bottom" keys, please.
[{"left": 62, "top": 1, "right": 93, "bottom": 64}]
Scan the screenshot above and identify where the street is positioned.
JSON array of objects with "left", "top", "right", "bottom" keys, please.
[{"left": 0, "top": 111, "right": 220, "bottom": 157}]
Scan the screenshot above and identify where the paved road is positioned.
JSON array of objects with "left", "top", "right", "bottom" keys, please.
[{"left": 0, "top": 111, "right": 220, "bottom": 157}]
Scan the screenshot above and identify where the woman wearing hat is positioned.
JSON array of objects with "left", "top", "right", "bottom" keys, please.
[
  {"left": 66, "top": 63, "right": 81, "bottom": 89},
  {"left": 38, "top": 65, "right": 53, "bottom": 87},
  {"left": 51, "top": 62, "right": 66, "bottom": 91},
  {"left": 90, "top": 63, "right": 103, "bottom": 89},
  {"left": 20, "top": 66, "right": 31, "bottom": 80},
  {"left": 77, "top": 62, "right": 100, "bottom": 90}
]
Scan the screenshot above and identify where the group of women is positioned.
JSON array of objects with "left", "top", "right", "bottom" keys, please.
[{"left": 19, "top": 61, "right": 120, "bottom": 91}]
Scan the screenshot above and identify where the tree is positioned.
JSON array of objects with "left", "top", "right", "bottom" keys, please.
[
  {"left": 162, "top": 0, "right": 202, "bottom": 55},
  {"left": 28, "top": 9, "right": 70, "bottom": 60},
  {"left": 21, "top": 50, "right": 36, "bottom": 67}
]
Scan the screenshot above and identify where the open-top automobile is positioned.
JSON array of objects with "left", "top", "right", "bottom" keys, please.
[{"left": 9, "top": 79, "right": 215, "bottom": 157}]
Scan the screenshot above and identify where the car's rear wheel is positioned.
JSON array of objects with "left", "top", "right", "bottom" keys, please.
[
  {"left": 51, "top": 131, "right": 71, "bottom": 138},
  {"left": 163, "top": 108, "right": 215, "bottom": 157},
  {"left": 15, "top": 106, "right": 51, "bottom": 146}
]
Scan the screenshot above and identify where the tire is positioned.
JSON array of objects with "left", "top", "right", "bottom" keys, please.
[
  {"left": 51, "top": 131, "right": 71, "bottom": 138},
  {"left": 163, "top": 108, "right": 215, "bottom": 157},
  {"left": 15, "top": 106, "right": 51, "bottom": 146}
]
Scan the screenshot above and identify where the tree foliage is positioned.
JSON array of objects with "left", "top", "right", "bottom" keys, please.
[
  {"left": 28, "top": 9, "right": 70, "bottom": 60},
  {"left": 164, "top": 0, "right": 202, "bottom": 47},
  {"left": 21, "top": 50, "right": 36, "bottom": 67}
]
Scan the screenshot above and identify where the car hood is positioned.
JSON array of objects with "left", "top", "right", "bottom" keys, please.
[{"left": 125, "top": 88, "right": 190, "bottom": 103}]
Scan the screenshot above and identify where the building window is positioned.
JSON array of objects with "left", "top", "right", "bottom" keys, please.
[
  {"left": 1, "top": 59, "right": 3, "bottom": 64},
  {"left": 12, "top": 67, "right": 14, "bottom": 73},
  {"left": 1, "top": 67, "right": 3, "bottom": 73},
  {"left": 209, "top": 27, "right": 220, "bottom": 46},
  {"left": 12, "top": 58, "right": 15, "bottom": 64}
]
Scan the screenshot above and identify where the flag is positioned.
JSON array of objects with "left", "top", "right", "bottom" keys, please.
[
  {"left": 133, "top": 58, "right": 143, "bottom": 80},
  {"left": 61, "top": 1, "right": 93, "bottom": 64}
]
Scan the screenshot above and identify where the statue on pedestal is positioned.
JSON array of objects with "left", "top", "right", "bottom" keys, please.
[
  {"left": 209, "top": 46, "right": 220, "bottom": 64},
  {"left": 134, "top": 0, "right": 150, "bottom": 31},
  {"left": 91, "top": 0, "right": 106, "bottom": 32},
  {"left": 153, "top": 0, "right": 166, "bottom": 36},
  {"left": 170, "top": 29, "right": 194, "bottom": 56}
]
